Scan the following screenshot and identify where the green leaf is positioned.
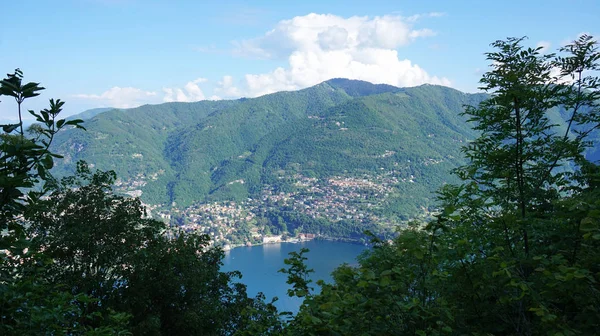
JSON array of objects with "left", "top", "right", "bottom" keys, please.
[
  {"left": 580, "top": 217, "right": 597, "bottom": 232},
  {"left": 1, "top": 123, "right": 20, "bottom": 133},
  {"left": 42, "top": 155, "right": 54, "bottom": 169},
  {"left": 40, "top": 110, "right": 49, "bottom": 122},
  {"left": 37, "top": 164, "right": 46, "bottom": 180},
  {"left": 414, "top": 249, "right": 424, "bottom": 260},
  {"left": 380, "top": 269, "right": 392, "bottom": 276},
  {"left": 65, "top": 119, "right": 86, "bottom": 130},
  {"left": 65, "top": 119, "right": 84, "bottom": 126}
]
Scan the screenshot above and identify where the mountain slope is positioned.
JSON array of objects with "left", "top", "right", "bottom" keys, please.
[
  {"left": 51, "top": 79, "right": 489, "bottom": 235},
  {"left": 159, "top": 82, "right": 353, "bottom": 205},
  {"left": 67, "top": 107, "right": 115, "bottom": 121}
]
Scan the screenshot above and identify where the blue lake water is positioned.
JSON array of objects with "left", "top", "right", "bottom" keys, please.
[{"left": 221, "top": 240, "right": 368, "bottom": 313}]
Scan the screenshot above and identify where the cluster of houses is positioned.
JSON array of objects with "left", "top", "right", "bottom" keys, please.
[{"left": 114, "top": 162, "right": 441, "bottom": 247}]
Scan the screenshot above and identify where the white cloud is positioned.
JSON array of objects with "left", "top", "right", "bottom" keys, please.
[
  {"left": 163, "top": 78, "right": 208, "bottom": 102},
  {"left": 427, "top": 12, "right": 446, "bottom": 18},
  {"left": 560, "top": 32, "right": 595, "bottom": 46},
  {"left": 215, "top": 75, "right": 243, "bottom": 97},
  {"left": 73, "top": 77, "right": 210, "bottom": 108},
  {"left": 405, "top": 12, "right": 446, "bottom": 22},
  {"left": 223, "top": 13, "right": 449, "bottom": 98},
  {"left": 536, "top": 41, "right": 551, "bottom": 53},
  {"left": 549, "top": 66, "right": 583, "bottom": 85},
  {"left": 73, "top": 13, "right": 450, "bottom": 107},
  {"left": 72, "top": 87, "right": 158, "bottom": 108},
  {"left": 235, "top": 13, "right": 437, "bottom": 58}
]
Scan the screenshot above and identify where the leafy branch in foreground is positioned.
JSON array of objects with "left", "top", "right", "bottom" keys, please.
[
  {"left": 1, "top": 70, "right": 283, "bottom": 335},
  {"left": 279, "top": 248, "right": 314, "bottom": 299},
  {"left": 0, "top": 69, "right": 85, "bottom": 232},
  {"left": 1, "top": 70, "right": 127, "bottom": 335},
  {"left": 279, "top": 35, "right": 600, "bottom": 336}
]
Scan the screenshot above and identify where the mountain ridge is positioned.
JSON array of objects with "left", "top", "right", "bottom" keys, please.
[
  {"left": 52, "top": 79, "right": 592, "bottom": 243},
  {"left": 52, "top": 79, "right": 483, "bottom": 203},
  {"left": 51, "top": 79, "right": 490, "bottom": 240}
]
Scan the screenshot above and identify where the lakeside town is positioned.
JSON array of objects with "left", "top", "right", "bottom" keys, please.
[{"left": 114, "top": 165, "right": 441, "bottom": 248}]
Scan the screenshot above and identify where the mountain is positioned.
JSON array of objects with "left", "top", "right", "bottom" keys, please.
[
  {"left": 51, "top": 79, "right": 489, "bottom": 240},
  {"left": 67, "top": 107, "right": 115, "bottom": 121}
]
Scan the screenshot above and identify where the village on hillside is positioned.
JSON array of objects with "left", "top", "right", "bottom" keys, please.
[{"left": 115, "top": 167, "right": 439, "bottom": 248}]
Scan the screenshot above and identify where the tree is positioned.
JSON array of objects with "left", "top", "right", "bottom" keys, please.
[
  {"left": 444, "top": 34, "right": 600, "bottom": 335},
  {"left": 27, "top": 162, "right": 162, "bottom": 312},
  {"left": 281, "top": 35, "right": 600, "bottom": 335},
  {"left": 119, "top": 229, "right": 281, "bottom": 335},
  {"left": 0, "top": 70, "right": 127, "bottom": 335},
  {"left": 27, "top": 160, "right": 284, "bottom": 335},
  {"left": 0, "top": 69, "right": 84, "bottom": 230},
  {"left": 1, "top": 70, "right": 283, "bottom": 335}
]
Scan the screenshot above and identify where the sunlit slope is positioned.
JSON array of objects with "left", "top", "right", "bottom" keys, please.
[{"left": 52, "top": 79, "right": 488, "bottom": 216}]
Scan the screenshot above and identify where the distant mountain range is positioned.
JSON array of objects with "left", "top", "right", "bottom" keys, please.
[
  {"left": 49, "top": 79, "right": 595, "bottom": 237},
  {"left": 66, "top": 107, "right": 115, "bottom": 121}
]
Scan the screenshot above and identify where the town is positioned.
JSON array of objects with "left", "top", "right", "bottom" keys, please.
[{"left": 114, "top": 164, "right": 441, "bottom": 249}]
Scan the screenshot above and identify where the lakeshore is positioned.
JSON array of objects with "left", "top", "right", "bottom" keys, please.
[{"left": 220, "top": 233, "right": 367, "bottom": 251}]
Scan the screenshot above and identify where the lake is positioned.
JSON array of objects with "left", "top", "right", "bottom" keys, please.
[{"left": 221, "top": 239, "right": 368, "bottom": 313}]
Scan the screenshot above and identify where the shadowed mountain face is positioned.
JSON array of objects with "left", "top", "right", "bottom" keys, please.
[{"left": 51, "top": 79, "right": 489, "bottom": 222}]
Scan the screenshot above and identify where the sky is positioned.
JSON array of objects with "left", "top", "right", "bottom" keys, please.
[{"left": 0, "top": 0, "right": 598, "bottom": 121}]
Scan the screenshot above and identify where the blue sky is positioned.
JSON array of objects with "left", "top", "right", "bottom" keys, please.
[{"left": 1, "top": 0, "right": 598, "bottom": 120}]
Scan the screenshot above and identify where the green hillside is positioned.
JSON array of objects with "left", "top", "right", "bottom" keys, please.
[
  {"left": 51, "top": 79, "right": 489, "bottom": 237},
  {"left": 66, "top": 107, "right": 115, "bottom": 121},
  {"left": 50, "top": 78, "right": 596, "bottom": 240}
]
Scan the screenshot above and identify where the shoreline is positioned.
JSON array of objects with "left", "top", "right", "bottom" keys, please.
[{"left": 222, "top": 236, "right": 366, "bottom": 252}]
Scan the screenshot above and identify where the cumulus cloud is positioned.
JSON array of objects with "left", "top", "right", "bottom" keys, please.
[
  {"left": 72, "top": 87, "right": 158, "bottom": 108},
  {"left": 74, "top": 13, "right": 450, "bottom": 107},
  {"left": 224, "top": 13, "right": 449, "bottom": 98},
  {"left": 163, "top": 78, "right": 208, "bottom": 102},
  {"left": 73, "top": 77, "right": 212, "bottom": 108},
  {"left": 235, "top": 13, "right": 436, "bottom": 58},
  {"left": 215, "top": 75, "right": 243, "bottom": 97}
]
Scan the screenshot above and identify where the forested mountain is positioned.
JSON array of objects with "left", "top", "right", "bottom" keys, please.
[
  {"left": 51, "top": 78, "right": 599, "bottom": 241},
  {"left": 51, "top": 80, "right": 488, "bottom": 226},
  {"left": 66, "top": 107, "right": 115, "bottom": 121}
]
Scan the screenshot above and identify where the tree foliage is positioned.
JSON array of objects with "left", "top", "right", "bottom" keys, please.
[
  {"left": 281, "top": 35, "right": 600, "bottom": 335},
  {"left": 0, "top": 69, "right": 124, "bottom": 334},
  {"left": 0, "top": 70, "right": 282, "bottom": 335}
]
